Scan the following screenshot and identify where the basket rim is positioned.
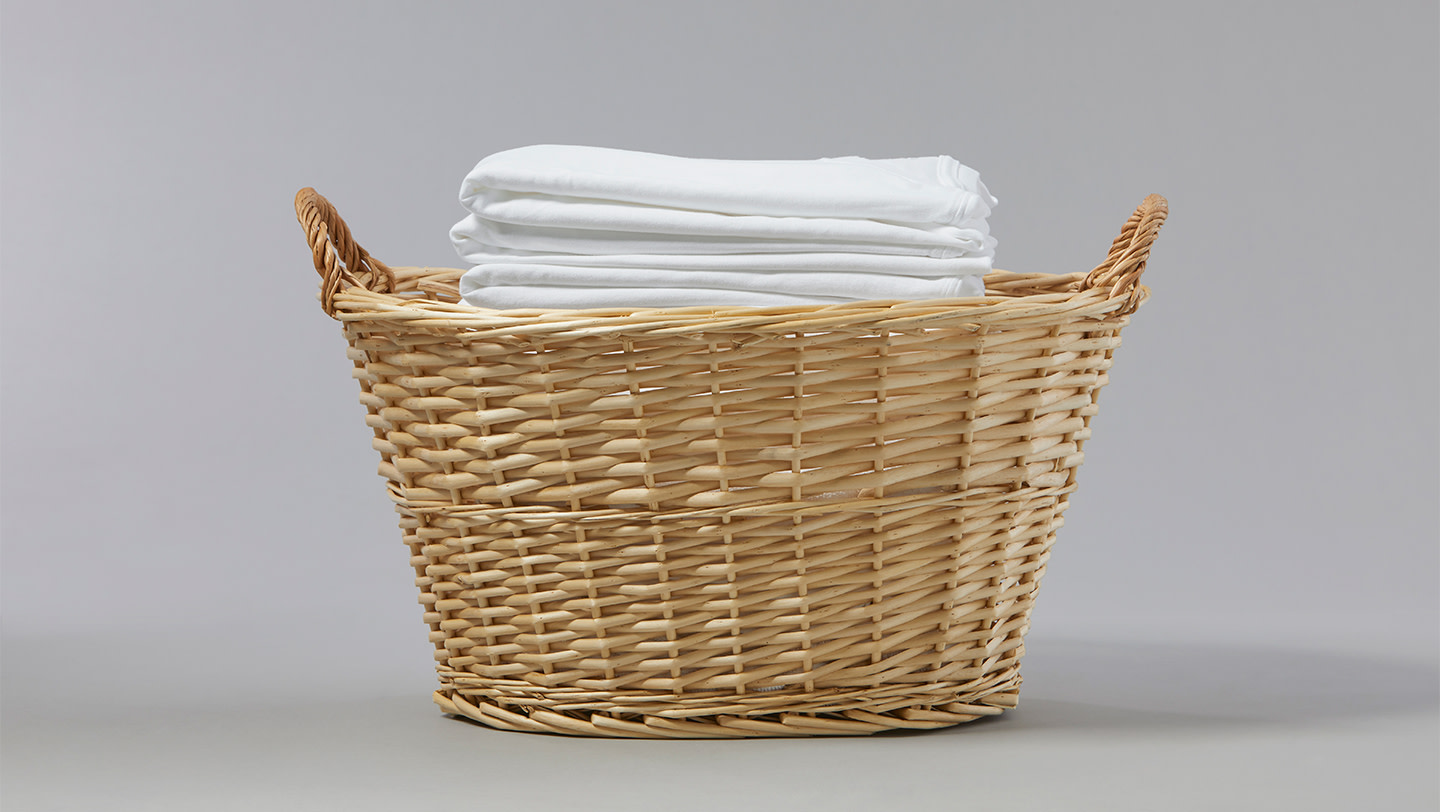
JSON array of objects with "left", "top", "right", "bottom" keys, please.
[{"left": 325, "top": 268, "right": 1150, "bottom": 339}]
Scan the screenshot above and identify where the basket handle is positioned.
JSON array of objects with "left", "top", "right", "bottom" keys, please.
[
  {"left": 1081, "top": 194, "right": 1168, "bottom": 315},
  {"left": 295, "top": 188, "right": 395, "bottom": 318}
]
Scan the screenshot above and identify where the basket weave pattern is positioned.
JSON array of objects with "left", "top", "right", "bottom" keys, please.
[{"left": 297, "top": 190, "right": 1166, "bottom": 737}]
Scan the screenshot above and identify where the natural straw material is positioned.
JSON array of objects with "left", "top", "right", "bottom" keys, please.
[{"left": 296, "top": 189, "right": 1166, "bottom": 738}]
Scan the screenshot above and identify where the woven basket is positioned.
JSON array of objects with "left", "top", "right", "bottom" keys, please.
[{"left": 296, "top": 188, "right": 1167, "bottom": 738}]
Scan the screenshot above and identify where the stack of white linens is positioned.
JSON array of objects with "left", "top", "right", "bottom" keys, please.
[{"left": 450, "top": 144, "right": 998, "bottom": 310}]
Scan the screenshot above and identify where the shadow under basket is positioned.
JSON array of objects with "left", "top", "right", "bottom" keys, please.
[{"left": 296, "top": 189, "right": 1167, "bottom": 738}]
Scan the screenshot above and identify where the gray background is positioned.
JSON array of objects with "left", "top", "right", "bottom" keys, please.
[{"left": 3, "top": 1, "right": 1436, "bottom": 809}]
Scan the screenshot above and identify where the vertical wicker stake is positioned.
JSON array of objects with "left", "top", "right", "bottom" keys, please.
[{"left": 297, "top": 188, "right": 1167, "bottom": 737}]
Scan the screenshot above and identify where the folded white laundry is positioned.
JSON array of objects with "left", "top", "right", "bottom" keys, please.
[
  {"left": 450, "top": 145, "right": 999, "bottom": 310},
  {"left": 451, "top": 211, "right": 990, "bottom": 258},
  {"left": 459, "top": 265, "right": 985, "bottom": 309},
  {"left": 460, "top": 145, "right": 996, "bottom": 226},
  {"left": 462, "top": 285, "right": 853, "bottom": 311},
  {"left": 453, "top": 246, "right": 995, "bottom": 277}
]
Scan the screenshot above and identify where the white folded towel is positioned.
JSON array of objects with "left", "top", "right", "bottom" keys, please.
[
  {"left": 461, "top": 145, "right": 995, "bottom": 226},
  {"left": 453, "top": 247, "right": 995, "bottom": 277},
  {"left": 452, "top": 210, "right": 988, "bottom": 258},
  {"left": 461, "top": 286, "right": 853, "bottom": 310},
  {"left": 450, "top": 145, "right": 998, "bottom": 310},
  {"left": 458, "top": 265, "right": 985, "bottom": 310}
]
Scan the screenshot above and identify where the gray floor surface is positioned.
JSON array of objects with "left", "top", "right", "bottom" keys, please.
[{"left": 5, "top": 631, "right": 1435, "bottom": 811}]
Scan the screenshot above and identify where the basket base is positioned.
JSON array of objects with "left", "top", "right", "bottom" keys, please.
[{"left": 433, "top": 686, "right": 1020, "bottom": 738}]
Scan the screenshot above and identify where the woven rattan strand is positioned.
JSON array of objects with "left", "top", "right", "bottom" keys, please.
[{"left": 296, "top": 188, "right": 1167, "bottom": 737}]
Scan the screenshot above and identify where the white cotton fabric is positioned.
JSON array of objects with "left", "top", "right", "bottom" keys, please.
[
  {"left": 454, "top": 247, "right": 995, "bottom": 276},
  {"left": 452, "top": 204, "right": 991, "bottom": 257},
  {"left": 450, "top": 145, "right": 998, "bottom": 310},
  {"left": 460, "top": 145, "right": 995, "bottom": 225},
  {"left": 459, "top": 265, "right": 986, "bottom": 310},
  {"left": 452, "top": 211, "right": 988, "bottom": 258},
  {"left": 461, "top": 286, "right": 852, "bottom": 310}
]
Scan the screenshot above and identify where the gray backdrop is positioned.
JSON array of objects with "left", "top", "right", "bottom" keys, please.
[{"left": 3, "top": 2, "right": 1436, "bottom": 809}]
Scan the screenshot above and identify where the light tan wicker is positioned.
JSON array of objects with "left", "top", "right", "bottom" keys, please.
[{"left": 296, "top": 188, "right": 1167, "bottom": 738}]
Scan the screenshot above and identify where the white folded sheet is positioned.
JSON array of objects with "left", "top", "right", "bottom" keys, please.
[
  {"left": 453, "top": 246, "right": 995, "bottom": 277},
  {"left": 458, "top": 265, "right": 985, "bottom": 310},
  {"left": 451, "top": 211, "right": 989, "bottom": 258},
  {"left": 460, "top": 145, "right": 996, "bottom": 226},
  {"left": 462, "top": 285, "right": 854, "bottom": 310}
]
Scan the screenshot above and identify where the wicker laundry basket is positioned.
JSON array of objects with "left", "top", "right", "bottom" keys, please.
[{"left": 296, "top": 188, "right": 1167, "bottom": 738}]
